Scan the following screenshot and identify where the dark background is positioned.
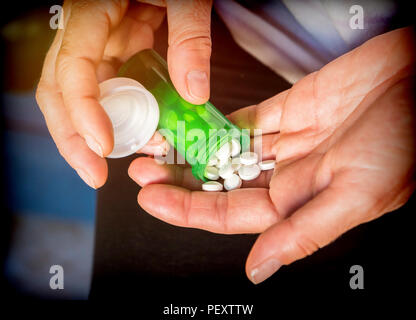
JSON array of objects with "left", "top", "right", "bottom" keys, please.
[{"left": 1, "top": 0, "right": 415, "bottom": 315}]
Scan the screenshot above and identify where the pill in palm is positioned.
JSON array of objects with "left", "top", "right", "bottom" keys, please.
[
  {"left": 259, "top": 160, "right": 275, "bottom": 170},
  {"left": 204, "top": 166, "right": 220, "bottom": 180},
  {"left": 230, "top": 138, "right": 241, "bottom": 157},
  {"left": 219, "top": 162, "right": 234, "bottom": 179},
  {"left": 224, "top": 174, "right": 242, "bottom": 191},
  {"left": 202, "top": 181, "right": 223, "bottom": 192},
  {"left": 216, "top": 142, "right": 231, "bottom": 160},
  {"left": 202, "top": 140, "right": 264, "bottom": 191},
  {"left": 238, "top": 164, "right": 261, "bottom": 181},
  {"left": 240, "top": 152, "right": 258, "bottom": 165},
  {"left": 217, "top": 156, "right": 229, "bottom": 168},
  {"left": 231, "top": 156, "right": 241, "bottom": 171}
]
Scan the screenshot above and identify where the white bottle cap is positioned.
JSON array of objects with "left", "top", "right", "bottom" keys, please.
[{"left": 98, "top": 77, "right": 159, "bottom": 158}]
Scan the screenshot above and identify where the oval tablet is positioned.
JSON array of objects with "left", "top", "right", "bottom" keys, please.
[
  {"left": 240, "top": 152, "right": 258, "bottom": 165},
  {"left": 216, "top": 156, "right": 229, "bottom": 168},
  {"left": 259, "top": 160, "right": 275, "bottom": 171},
  {"left": 230, "top": 138, "right": 241, "bottom": 157},
  {"left": 202, "top": 181, "right": 223, "bottom": 192},
  {"left": 238, "top": 164, "right": 261, "bottom": 181},
  {"left": 231, "top": 156, "right": 241, "bottom": 171},
  {"left": 224, "top": 174, "right": 242, "bottom": 191},
  {"left": 219, "top": 163, "right": 234, "bottom": 179},
  {"left": 216, "top": 142, "right": 231, "bottom": 160},
  {"left": 204, "top": 166, "right": 219, "bottom": 180}
]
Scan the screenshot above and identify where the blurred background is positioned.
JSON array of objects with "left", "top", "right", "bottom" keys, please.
[{"left": 1, "top": 2, "right": 95, "bottom": 299}]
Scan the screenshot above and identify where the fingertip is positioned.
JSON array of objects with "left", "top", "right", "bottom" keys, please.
[
  {"left": 137, "top": 184, "right": 149, "bottom": 208},
  {"left": 74, "top": 154, "right": 108, "bottom": 189},
  {"left": 84, "top": 134, "right": 104, "bottom": 158},
  {"left": 89, "top": 156, "right": 109, "bottom": 189},
  {"left": 246, "top": 256, "right": 282, "bottom": 285},
  {"left": 138, "top": 184, "right": 187, "bottom": 222},
  {"left": 93, "top": 170, "right": 108, "bottom": 189},
  {"left": 128, "top": 157, "right": 149, "bottom": 186},
  {"left": 137, "top": 184, "right": 164, "bottom": 214},
  {"left": 137, "top": 131, "right": 170, "bottom": 156},
  {"left": 88, "top": 114, "right": 114, "bottom": 158},
  {"left": 75, "top": 168, "right": 98, "bottom": 189},
  {"left": 127, "top": 157, "right": 139, "bottom": 181},
  {"left": 83, "top": 129, "right": 114, "bottom": 158},
  {"left": 70, "top": 99, "right": 114, "bottom": 158},
  {"left": 227, "top": 105, "right": 255, "bottom": 130},
  {"left": 245, "top": 230, "right": 282, "bottom": 285},
  {"left": 128, "top": 157, "right": 170, "bottom": 186},
  {"left": 166, "top": 0, "right": 212, "bottom": 104},
  {"left": 167, "top": 46, "right": 211, "bottom": 105}
]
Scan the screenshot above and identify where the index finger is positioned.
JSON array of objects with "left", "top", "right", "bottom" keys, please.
[
  {"left": 138, "top": 184, "right": 280, "bottom": 234},
  {"left": 55, "top": 0, "right": 128, "bottom": 156},
  {"left": 227, "top": 89, "right": 288, "bottom": 135},
  {"left": 166, "top": 0, "right": 213, "bottom": 104}
]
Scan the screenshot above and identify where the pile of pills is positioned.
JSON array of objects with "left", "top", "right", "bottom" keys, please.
[{"left": 202, "top": 138, "right": 275, "bottom": 192}]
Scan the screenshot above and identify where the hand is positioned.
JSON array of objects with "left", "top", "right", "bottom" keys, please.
[
  {"left": 36, "top": 0, "right": 213, "bottom": 188},
  {"left": 128, "top": 27, "right": 415, "bottom": 284}
]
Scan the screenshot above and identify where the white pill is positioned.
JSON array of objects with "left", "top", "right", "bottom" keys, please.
[
  {"left": 215, "top": 142, "right": 231, "bottom": 160},
  {"left": 207, "top": 156, "right": 218, "bottom": 166},
  {"left": 259, "top": 160, "right": 275, "bottom": 171},
  {"left": 219, "top": 162, "right": 234, "bottom": 179},
  {"left": 224, "top": 174, "right": 242, "bottom": 191},
  {"left": 216, "top": 156, "right": 229, "bottom": 168},
  {"left": 230, "top": 138, "right": 241, "bottom": 157},
  {"left": 202, "top": 181, "right": 223, "bottom": 192},
  {"left": 231, "top": 156, "right": 241, "bottom": 171},
  {"left": 238, "top": 164, "right": 261, "bottom": 181},
  {"left": 240, "top": 152, "right": 258, "bottom": 165},
  {"left": 204, "top": 166, "right": 219, "bottom": 180}
]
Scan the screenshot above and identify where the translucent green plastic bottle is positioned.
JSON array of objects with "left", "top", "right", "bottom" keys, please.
[{"left": 117, "top": 49, "right": 249, "bottom": 181}]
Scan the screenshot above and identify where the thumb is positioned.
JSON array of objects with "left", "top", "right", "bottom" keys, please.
[
  {"left": 166, "top": 0, "right": 212, "bottom": 104},
  {"left": 246, "top": 171, "right": 381, "bottom": 284}
]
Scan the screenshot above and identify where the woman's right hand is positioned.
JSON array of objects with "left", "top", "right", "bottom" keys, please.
[{"left": 36, "top": 0, "right": 213, "bottom": 188}]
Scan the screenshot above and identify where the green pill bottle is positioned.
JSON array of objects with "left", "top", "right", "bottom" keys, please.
[{"left": 99, "top": 49, "right": 249, "bottom": 181}]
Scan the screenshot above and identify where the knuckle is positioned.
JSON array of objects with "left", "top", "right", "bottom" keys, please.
[
  {"left": 170, "top": 32, "right": 212, "bottom": 56},
  {"left": 55, "top": 49, "right": 72, "bottom": 75},
  {"left": 35, "top": 84, "right": 45, "bottom": 105},
  {"left": 70, "top": 0, "right": 94, "bottom": 15},
  {"left": 55, "top": 56, "right": 72, "bottom": 87},
  {"left": 56, "top": 145, "right": 67, "bottom": 160},
  {"left": 287, "top": 218, "right": 320, "bottom": 258},
  {"left": 294, "top": 233, "right": 320, "bottom": 257},
  {"left": 71, "top": 0, "right": 125, "bottom": 25},
  {"left": 35, "top": 82, "right": 53, "bottom": 109},
  {"left": 101, "top": 0, "right": 127, "bottom": 26}
]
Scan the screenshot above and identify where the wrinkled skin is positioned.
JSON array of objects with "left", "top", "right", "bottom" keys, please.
[
  {"left": 128, "top": 27, "right": 416, "bottom": 284},
  {"left": 36, "top": 0, "right": 212, "bottom": 189},
  {"left": 35, "top": 1, "right": 415, "bottom": 285}
]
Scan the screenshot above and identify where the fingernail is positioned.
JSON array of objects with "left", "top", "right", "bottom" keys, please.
[
  {"left": 249, "top": 258, "right": 281, "bottom": 284},
  {"left": 76, "top": 168, "right": 97, "bottom": 189},
  {"left": 84, "top": 134, "right": 103, "bottom": 157},
  {"left": 186, "top": 70, "right": 209, "bottom": 101}
]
